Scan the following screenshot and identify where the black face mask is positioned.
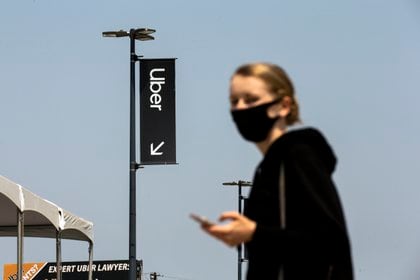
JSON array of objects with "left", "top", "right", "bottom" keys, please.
[{"left": 231, "top": 99, "right": 280, "bottom": 142}]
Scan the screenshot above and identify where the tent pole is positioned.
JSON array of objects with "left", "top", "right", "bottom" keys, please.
[
  {"left": 56, "top": 233, "right": 62, "bottom": 280},
  {"left": 17, "top": 211, "right": 24, "bottom": 280},
  {"left": 88, "top": 241, "right": 93, "bottom": 280}
]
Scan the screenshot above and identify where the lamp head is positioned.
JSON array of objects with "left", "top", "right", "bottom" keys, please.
[
  {"left": 135, "top": 34, "right": 155, "bottom": 41},
  {"left": 134, "top": 28, "right": 156, "bottom": 35},
  {"left": 133, "top": 28, "right": 156, "bottom": 41},
  {"left": 102, "top": 30, "right": 129, "bottom": 38},
  {"left": 102, "top": 28, "right": 156, "bottom": 41}
]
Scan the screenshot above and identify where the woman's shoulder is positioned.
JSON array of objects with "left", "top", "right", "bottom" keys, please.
[
  {"left": 270, "top": 126, "right": 327, "bottom": 150},
  {"left": 269, "top": 126, "right": 337, "bottom": 173},
  {"left": 285, "top": 125, "right": 325, "bottom": 140}
]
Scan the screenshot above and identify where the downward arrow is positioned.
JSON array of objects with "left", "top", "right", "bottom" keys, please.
[{"left": 150, "top": 141, "right": 165, "bottom": 155}]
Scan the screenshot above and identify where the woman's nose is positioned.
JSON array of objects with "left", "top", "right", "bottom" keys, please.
[{"left": 234, "top": 99, "right": 247, "bottom": 110}]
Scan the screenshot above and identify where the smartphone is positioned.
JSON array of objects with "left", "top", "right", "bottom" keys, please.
[{"left": 190, "top": 213, "right": 215, "bottom": 227}]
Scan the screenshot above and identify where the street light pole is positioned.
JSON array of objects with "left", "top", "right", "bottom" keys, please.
[
  {"left": 129, "top": 29, "right": 138, "bottom": 280},
  {"left": 222, "top": 180, "right": 252, "bottom": 280},
  {"left": 103, "top": 28, "right": 155, "bottom": 280}
]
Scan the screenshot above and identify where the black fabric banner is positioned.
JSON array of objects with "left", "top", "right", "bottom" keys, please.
[{"left": 139, "top": 58, "right": 176, "bottom": 165}]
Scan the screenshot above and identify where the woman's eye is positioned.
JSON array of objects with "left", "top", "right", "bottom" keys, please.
[{"left": 245, "top": 97, "right": 258, "bottom": 104}]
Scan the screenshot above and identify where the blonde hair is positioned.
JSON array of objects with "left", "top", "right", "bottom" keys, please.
[{"left": 233, "top": 62, "right": 300, "bottom": 125}]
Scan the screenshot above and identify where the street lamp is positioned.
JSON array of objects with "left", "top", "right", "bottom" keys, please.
[
  {"left": 222, "top": 180, "right": 252, "bottom": 280},
  {"left": 102, "top": 28, "right": 155, "bottom": 40},
  {"left": 102, "top": 27, "right": 156, "bottom": 280}
]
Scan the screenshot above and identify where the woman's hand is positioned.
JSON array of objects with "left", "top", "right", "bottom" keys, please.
[{"left": 202, "top": 211, "right": 256, "bottom": 247}]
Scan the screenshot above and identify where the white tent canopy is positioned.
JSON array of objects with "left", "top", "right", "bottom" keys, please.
[{"left": 0, "top": 175, "right": 94, "bottom": 280}]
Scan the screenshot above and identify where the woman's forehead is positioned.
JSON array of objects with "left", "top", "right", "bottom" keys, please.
[{"left": 230, "top": 75, "right": 269, "bottom": 95}]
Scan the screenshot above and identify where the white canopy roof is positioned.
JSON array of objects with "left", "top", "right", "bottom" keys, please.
[{"left": 0, "top": 175, "right": 93, "bottom": 242}]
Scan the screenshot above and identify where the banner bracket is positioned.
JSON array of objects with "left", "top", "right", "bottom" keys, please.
[{"left": 130, "top": 162, "right": 144, "bottom": 171}]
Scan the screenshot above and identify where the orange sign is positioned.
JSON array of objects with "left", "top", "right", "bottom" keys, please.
[{"left": 3, "top": 263, "right": 46, "bottom": 280}]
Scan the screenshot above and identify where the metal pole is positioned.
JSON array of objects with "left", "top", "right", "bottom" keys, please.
[
  {"left": 17, "top": 211, "right": 23, "bottom": 280},
  {"left": 129, "top": 28, "right": 138, "bottom": 280},
  {"left": 88, "top": 241, "right": 94, "bottom": 280},
  {"left": 238, "top": 181, "right": 242, "bottom": 280},
  {"left": 56, "top": 233, "right": 62, "bottom": 280},
  {"left": 222, "top": 180, "right": 252, "bottom": 280}
]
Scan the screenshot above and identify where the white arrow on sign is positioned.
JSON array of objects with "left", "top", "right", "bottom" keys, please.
[{"left": 150, "top": 141, "right": 165, "bottom": 156}]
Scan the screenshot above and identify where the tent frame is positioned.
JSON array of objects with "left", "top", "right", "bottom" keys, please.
[{"left": 0, "top": 175, "right": 94, "bottom": 280}]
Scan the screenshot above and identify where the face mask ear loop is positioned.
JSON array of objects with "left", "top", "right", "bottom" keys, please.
[
  {"left": 267, "top": 98, "right": 283, "bottom": 120},
  {"left": 274, "top": 95, "right": 294, "bottom": 120}
]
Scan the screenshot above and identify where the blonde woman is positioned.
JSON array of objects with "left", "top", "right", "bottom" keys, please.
[{"left": 203, "top": 63, "right": 353, "bottom": 280}]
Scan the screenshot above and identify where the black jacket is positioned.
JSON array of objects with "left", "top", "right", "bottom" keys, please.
[{"left": 244, "top": 128, "right": 353, "bottom": 280}]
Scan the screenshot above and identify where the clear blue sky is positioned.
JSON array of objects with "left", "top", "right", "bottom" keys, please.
[{"left": 1, "top": 1, "right": 420, "bottom": 279}]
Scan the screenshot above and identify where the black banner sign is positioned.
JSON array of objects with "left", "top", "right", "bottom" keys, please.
[
  {"left": 140, "top": 58, "right": 176, "bottom": 165},
  {"left": 3, "top": 260, "right": 142, "bottom": 280}
]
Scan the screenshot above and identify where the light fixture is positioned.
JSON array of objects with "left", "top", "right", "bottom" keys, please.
[{"left": 102, "top": 28, "right": 156, "bottom": 41}]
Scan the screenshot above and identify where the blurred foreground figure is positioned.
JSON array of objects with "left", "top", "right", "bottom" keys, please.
[{"left": 203, "top": 62, "right": 353, "bottom": 280}]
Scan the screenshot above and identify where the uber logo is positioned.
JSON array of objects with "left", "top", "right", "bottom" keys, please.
[{"left": 149, "top": 68, "right": 165, "bottom": 111}]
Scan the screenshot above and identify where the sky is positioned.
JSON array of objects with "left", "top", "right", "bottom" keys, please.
[{"left": 1, "top": 0, "right": 420, "bottom": 279}]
